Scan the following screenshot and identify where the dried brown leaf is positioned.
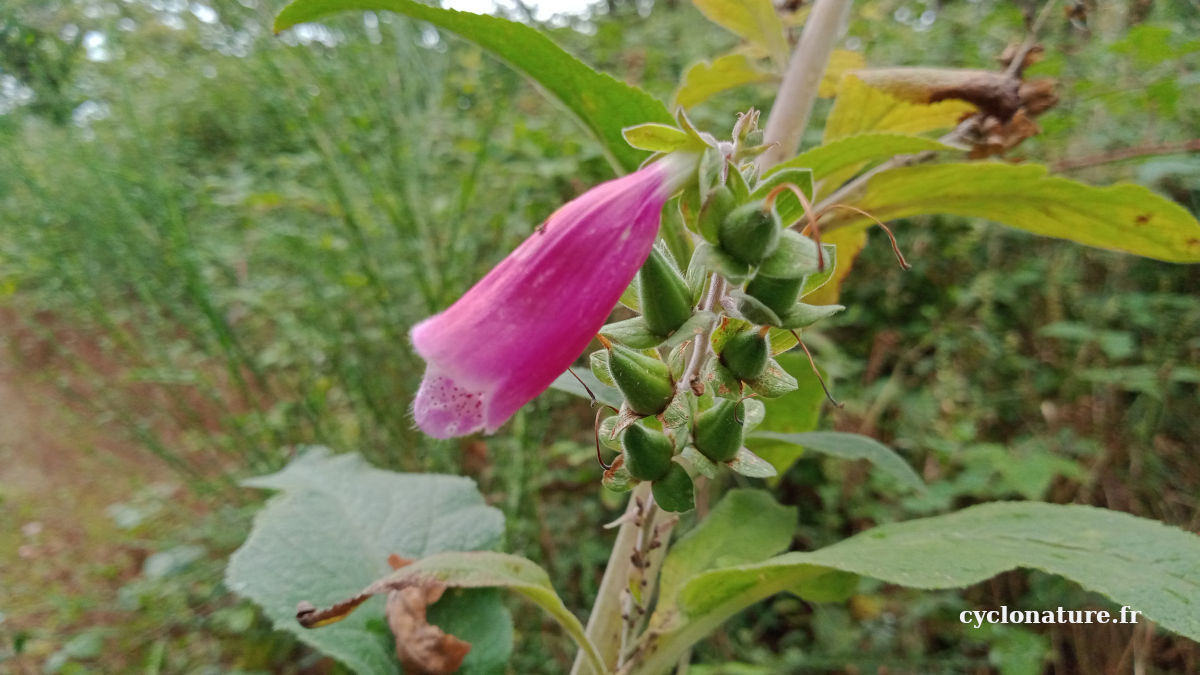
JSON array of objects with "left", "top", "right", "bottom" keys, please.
[{"left": 387, "top": 583, "right": 472, "bottom": 675}]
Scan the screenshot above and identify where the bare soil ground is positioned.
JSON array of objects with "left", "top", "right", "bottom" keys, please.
[{"left": 0, "top": 312, "right": 185, "bottom": 672}]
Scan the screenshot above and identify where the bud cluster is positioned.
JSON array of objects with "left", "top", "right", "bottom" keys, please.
[{"left": 592, "top": 110, "right": 844, "bottom": 512}]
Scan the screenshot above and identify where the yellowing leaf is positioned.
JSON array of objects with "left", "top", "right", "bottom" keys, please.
[
  {"left": 691, "top": 0, "right": 790, "bottom": 67},
  {"left": 818, "top": 50, "right": 867, "bottom": 98},
  {"left": 826, "top": 162, "right": 1200, "bottom": 263},
  {"left": 674, "top": 53, "right": 776, "bottom": 109},
  {"left": 824, "top": 75, "right": 975, "bottom": 142}
]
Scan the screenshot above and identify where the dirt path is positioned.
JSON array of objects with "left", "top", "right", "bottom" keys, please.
[{"left": 0, "top": 321, "right": 179, "bottom": 671}]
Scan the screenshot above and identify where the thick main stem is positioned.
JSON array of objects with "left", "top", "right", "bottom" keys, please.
[
  {"left": 756, "top": 0, "right": 853, "bottom": 171},
  {"left": 571, "top": 482, "right": 672, "bottom": 675}
]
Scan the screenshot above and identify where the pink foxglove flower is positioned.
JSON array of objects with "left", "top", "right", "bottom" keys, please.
[{"left": 411, "top": 153, "right": 695, "bottom": 438}]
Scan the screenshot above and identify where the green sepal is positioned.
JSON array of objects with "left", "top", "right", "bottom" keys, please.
[
  {"left": 684, "top": 245, "right": 709, "bottom": 303},
  {"left": 619, "top": 276, "right": 640, "bottom": 311},
  {"left": 661, "top": 394, "right": 692, "bottom": 430},
  {"left": 726, "top": 159, "right": 751, "bottom": 202},
  {"left": 652, "top": 462, "right": 695, "bottom": 513},
  {"left": 756, "top": 230, "right": 823, "bottom": 279},
  {"left": 718, "top": 201, "right": 781, "bottom": 266},
  {"left": 660, "top": 311, "right": 718, "bottom": 351},
  {"left": 639, "top": 246, "right": 694, "bottom": 338},
  {"left": 590, "top": 350, "right": 615, "bottom": 386},
  {"left": 696, "top": 243, "right": 751, "bottom": 284},
  {"left": 745, "top": 274, "right": 804, "bottom": 318},
  {"left": 680, "top": 446, "right": 720, "bottom": 479},
  {"left": 598, "top": 415, "right": 622, "bottom": 450},
  {"left": 622, "top": 123, "right": 694, "bottom": 153},
  {"left": 622, "top": 423, "right": 675, "bottom": 481},
  {"left": 727, "top": 447, "right": 777, "bottom": 478},
  {"left": 599, "top": 317, "right": 660, "bottom": 349},
  {"left": 749, "top": 168, "right": 814, "bottom": 227},
  {"left": 607, "top": 342, "right": 676, "bottom": 415},
  {"left": 602, "top": 456, "right": 635, "bottom": 493},
  {"left": 698, "top": 185, "right": 736, "bottom": 244},
  {"left": 732, "top": 290, "right": 845, "bottom": 329},
  {"left": 740, "top": 398, "right": 766, "bottom": 431},
  {"left": 699, "top": 147, "right": 725, "bottom": 198},
  {"left": 701, "top": 358, "right": 742, "bottom": 399},
  {"left": 799, "top": 243, "right": 838, "bottom": 298},
  {"left": 720, "top": 329, "right": 769, "bottom": 381},
  {"left": 745, "top": 357, "right": 800, "bottom": 398},
  {"left": 693, "top": 398, "right": 746, "bottom": 463}
]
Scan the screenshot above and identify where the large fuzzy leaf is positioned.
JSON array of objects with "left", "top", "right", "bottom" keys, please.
[
  {"left": 226, "top": 449, "right": 509, "bottom": 675},
  {"left": 275, "top": 0, "right": 672, "bottom": 173}
]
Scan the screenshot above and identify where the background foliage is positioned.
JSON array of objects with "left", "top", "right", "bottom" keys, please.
[{"left": 1, "top": 0, "right": 1197, "bottom": 673}]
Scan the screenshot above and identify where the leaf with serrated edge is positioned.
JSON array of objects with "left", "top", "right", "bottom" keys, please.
[
  {"left": 752, "top": 431, "right": 924, "bottom": 492},
  {"left": 691, "top": 0, "right": 790, "bottom": 66},
  {"left": 630, "top": 503, "right": 1200, "bottom": 675},
  {"left": 827, "top": 162, "right": 1200, "bottom": 263},
  {"left": 824, "top": 75, "right": 975, "bottom": 143},
  {"left": 226, "top": 449, "right": 509, "bottom": 675},
  {"left": 674, "top": 53, "right": 776, "bottom": 109},
  {"left": 274, "top": 0, "right": 671, "bottom": 173}
]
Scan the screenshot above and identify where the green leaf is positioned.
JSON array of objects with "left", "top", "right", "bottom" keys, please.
[
  {"left": 690, "top": 0, "right": 790, "bottom": 66},
  {"left": 653, "top": 489, "right": 796, "bottom": 627},
  {"left": 827, "top": 162, "right": 1200, "bottom": 263},
  {"left": 274, "top": 0, "right": 672, "bottom": 173},
  {"left": 226, "top": 449, "right": 509, "bottom": 675},
  {"left": 765, "top": 133, "right": 958, "bottom": 182},
  {"left": 631, "top": 503, "right": 1200, "bottom": 675},
  {"left": 359, "top": 551, "right": 605, "bottom": 675},
  {"left": 751, "top": 431, "right": 924, "bottom": 492},
  {"left": 674, "top": 53, "right": 776, "bottom": 109}
]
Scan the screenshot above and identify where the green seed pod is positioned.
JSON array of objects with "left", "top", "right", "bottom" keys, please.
[
  {"left": 621, "top": 423, "right": 674, "bottom": 481},
  {"left": 745, "top": 274, "right": 803, "bottom": 317},
  {"left": 744, "top": 230, "right": 821, "bottom": 315},
  {"left": 638, "top": 247, "right": 693, "bottom": 338},
  {"left": 652, "top": 462, "right": 695, "bottom": 513},
  {"left": 693, "top": 398, "right": 746, "bottom": 462},
  {"left": 718, "top": 201, "right": 780, "bottom": 266},
  {"left": 606, "top": 341, "right": 675, "bottom": 415},
  {"left": 720, "top": 329, "right": 768, "bottom": 381}
]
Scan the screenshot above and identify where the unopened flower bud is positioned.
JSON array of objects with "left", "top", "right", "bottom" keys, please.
[
  {"left": 718, "top": 201, "right": 780, "bottom": 266},
  {"left": 621, "top": 423, "right": 674, "bottom": 481},
  {"left": 651, "top": 462, "right": 695, "bottom": 512},
  {"left": 638, "top": 247, "right": 693, "bottom": 338},
  {"left": 693, "top": 398, "right": 746, "bottom": 462},
  {"left": 605, "top": 339, "right": 675, "bottom": 415},
  {"left": 719, "top": 329, "right": 768, "bottom": 381}
]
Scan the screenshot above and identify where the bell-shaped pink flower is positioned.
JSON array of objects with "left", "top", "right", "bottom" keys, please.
[{"left": 411, "top": 153, "right": 695, "bottom": 438}]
